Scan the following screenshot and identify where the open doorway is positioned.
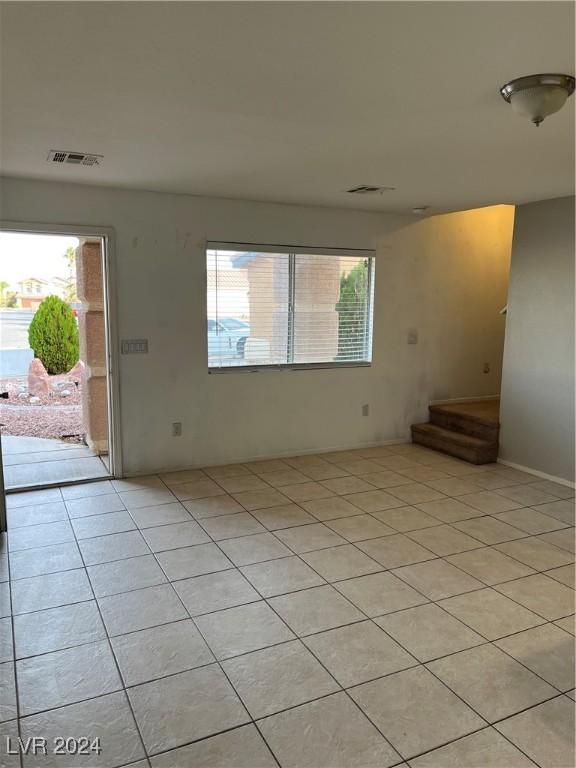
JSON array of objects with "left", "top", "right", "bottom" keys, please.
[{"left": 0, "top": 228, "right": 117, "bottom": 490}]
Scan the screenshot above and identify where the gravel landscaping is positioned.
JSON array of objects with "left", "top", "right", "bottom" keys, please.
[{"left": 0, "top": 375, "right": 85, "bottom": 440}]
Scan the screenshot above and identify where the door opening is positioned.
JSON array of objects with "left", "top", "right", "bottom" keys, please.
[{"left": 0, "top": 228, "right": 118, "bottom": 491}]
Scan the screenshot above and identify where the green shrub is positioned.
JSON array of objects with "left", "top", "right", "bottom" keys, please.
[
  {"left": 335, "top": 260, "right": 369, "bottom": 360},
  {"left": 28, "top": 295, "right": 80, "bottom": 374}
]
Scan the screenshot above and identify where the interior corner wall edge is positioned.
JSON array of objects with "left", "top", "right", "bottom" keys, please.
[
  {"left": 499, "top": 195, "right": 575, "bottom": 482},
  {"left": 0, "top": 177, "right": 513, "bottom": 474}
]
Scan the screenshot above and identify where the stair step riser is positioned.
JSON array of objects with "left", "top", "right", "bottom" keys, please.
[
  {"left": 411, "top": 426, "right": 498, "bottom": 464},
  {"left": 429, "top": 411, "right": 499, "bottom": 442}
]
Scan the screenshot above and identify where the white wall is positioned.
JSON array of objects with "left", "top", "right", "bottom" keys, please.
[
  {"left": 0, "top": 178, "right": 513, "bottom": 474},
  {"left": 500, "top": 196, "right": 575, "bottom": 483}
]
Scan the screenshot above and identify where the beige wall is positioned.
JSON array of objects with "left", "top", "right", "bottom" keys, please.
[
  {"left": 386, "top": 206, "right": 514, "bottom": 403},
  {"left": 0, "top": 177, "right": 513, "bottom": 474},
  {"left": 500, "top": 196, "right": 575, "bottom": 483}
]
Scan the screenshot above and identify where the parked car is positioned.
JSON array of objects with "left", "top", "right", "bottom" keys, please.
[
  {"left": 69, "top": 301, "right": 82, "bottom": 319},
  {"left": 207, "top": 318, "right": 250, "bottom": 359}
]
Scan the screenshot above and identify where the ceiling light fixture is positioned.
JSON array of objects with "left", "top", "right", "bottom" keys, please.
[
  {"left": 500, "top": 73, "right": 575, "bottom": 127},
  {"left": 412, "top": 206, "right": 429, "bottom": 215}
]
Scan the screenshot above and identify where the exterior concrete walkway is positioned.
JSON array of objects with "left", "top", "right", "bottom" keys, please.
[{"left": 1, "top": 434, "right": 109, "bottom": 490}]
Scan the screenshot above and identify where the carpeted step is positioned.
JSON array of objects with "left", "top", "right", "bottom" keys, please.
[
  {"left": 411, "top": 422, "right": 498, "bottom": 464},
  {"left": 429, "top": 410, "right": 499, "bottom": 442},
  {"left": 429, "top": 401, "right": 500, "bottom": 442}
]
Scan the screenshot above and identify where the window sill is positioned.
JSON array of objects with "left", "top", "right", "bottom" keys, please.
[{"left": 208, "top": 361, "right": 372, "bottom": 374}]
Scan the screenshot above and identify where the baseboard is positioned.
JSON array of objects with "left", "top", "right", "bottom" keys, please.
[
  {"left": 497, "top": 459, "right": 575, "bottom": 489},
  {"left": 122, "top": 436, "right": 412, "bottom": 477},
  {"left": 429, "top": 395, "right": 500, "bottom": 405}
]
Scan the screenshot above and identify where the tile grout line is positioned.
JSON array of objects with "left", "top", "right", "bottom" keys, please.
[
  {"left": 6, "top": 473, "right": 571, "bottom": 551},
  {"left": 116, "top": 473, "right": 317, "bottom": 763},
  {"left": 2, "top": 529, "right": 24, "bottom": 768},
  {"left": 206, "top": 513, "right": 502, "bottom": 763},
  {"left": 12, "top": 495, "right": 566, "bottom": 560},
  {"left": 3, "top": 447, "right": 573, "bottom": 767},
  {"left": 46, "top": 499, "right": 150, "bottom": 764},
  {"left": 223, "top": 512, "right": 564, "bottom": 766},
  {"left": 165, "top": 496, "right": 412, "bottom": 764},
  {"left": 7, "top": 521, "right": 574, "bottom": 609},
  {"left": 7, "top": 510, "right": 574, "bottom": 648}
]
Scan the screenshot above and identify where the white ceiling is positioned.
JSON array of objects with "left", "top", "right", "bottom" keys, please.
[{"left": 0, "top": 2, "right": 574, "bottom": 213}]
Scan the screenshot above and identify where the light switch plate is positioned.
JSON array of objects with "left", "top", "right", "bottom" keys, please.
[{"left": 121, "top": 339, "right": 149, "bottom": 354}]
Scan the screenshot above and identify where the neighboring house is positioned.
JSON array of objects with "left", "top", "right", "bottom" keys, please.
[
  {"left": 206, "top": 267, "right": 249, "bottom": 319},
  {"left": 14, "top": 276, "right": 70, "bottom": 308},
  {"left": 16, "top": 277, "right": 49, "bottom": 308}
]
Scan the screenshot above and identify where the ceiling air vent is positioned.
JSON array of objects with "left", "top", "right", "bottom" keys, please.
[
  {"left": 47, "top": 150, "right": 103, "bottom": 167},
  {"left": 346, "top": 185, "right": 396, "bottom": 194}
]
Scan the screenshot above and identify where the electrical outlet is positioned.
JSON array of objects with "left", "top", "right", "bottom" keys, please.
[
  {"left": 362, "top": 404, "right": 369, "bottom": 417},
  {"left": 483, "top": 362, "right": 491, "bottom": 374},
  {"left": 407, "top": 328, "right": 418, "bottom": 345},
  {"left": 172, "top": 422, "right": 182, "bottom": 437}
]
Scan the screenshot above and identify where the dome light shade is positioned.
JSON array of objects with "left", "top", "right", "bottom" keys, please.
[{"left": 500, "top": 74, "right": 575, "bottom": 126}]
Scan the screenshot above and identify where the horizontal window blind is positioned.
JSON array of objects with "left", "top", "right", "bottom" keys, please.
[{"left": 206, "top": 244, "right": 374, "bottom": 370}]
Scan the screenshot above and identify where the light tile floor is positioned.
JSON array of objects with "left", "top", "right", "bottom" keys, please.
[{"left": 1, "top": 443, "right": 574, "bottom": 767}]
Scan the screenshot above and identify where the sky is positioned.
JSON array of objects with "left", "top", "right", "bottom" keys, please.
[{"left": 0, "top": 233, "right": 79, "bottom": 286}]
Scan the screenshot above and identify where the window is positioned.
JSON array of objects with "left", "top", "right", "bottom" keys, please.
[{"left": 206, "top": 243, "right": 375, "bottom": 370}]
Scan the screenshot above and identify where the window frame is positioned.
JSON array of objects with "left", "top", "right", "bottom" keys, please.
[{"left": 206, "top": 241, "right": 375, "bottom": 374}]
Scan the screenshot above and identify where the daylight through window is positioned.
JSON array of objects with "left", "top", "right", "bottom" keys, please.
[{"left": 206, "top": 243, "right": 375, "bottom": 370}]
